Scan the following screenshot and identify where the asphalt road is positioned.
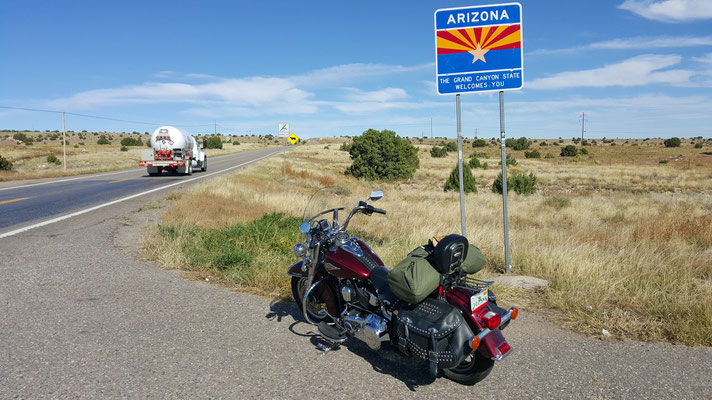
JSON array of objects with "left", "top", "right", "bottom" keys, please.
[{"left": 1, "top": 148, "right": 711, "bottom": 399}]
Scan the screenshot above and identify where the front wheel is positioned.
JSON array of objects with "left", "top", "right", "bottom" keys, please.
[
  {"left": 291, "top": 276, "right": 329, "bottom": 323},
  {"left": 442, "top": 352, "right": 495, "bottom": 386}
]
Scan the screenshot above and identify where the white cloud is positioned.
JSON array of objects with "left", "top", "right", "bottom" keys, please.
[
  {"left": 531, "top": 35, "right": 712, "bottom": 55},
  {"left": 619, "top": 0, "right": 712, "bottom": 22},
  {"left": 527, "top": 54, "right": 692, "bottom": 89},
  {"left": 290, "top": 63, "right": 432, "bottom": 88},
  {"left": 692, "top": 52, "right": 712, "bottom": 64},
  {"left": 343, "top": 87, "right": 407, "bottom": 102}
]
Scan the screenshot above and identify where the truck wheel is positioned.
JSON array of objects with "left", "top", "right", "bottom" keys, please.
[
  {"left": 201, "top": 157, "right": 207, "bottom": 172},
  {"left": 147, "top": 166, "right": 161, "bottom": 176},
  {"left": 186, "top": 162, "right": 192, "bottom": 176}
]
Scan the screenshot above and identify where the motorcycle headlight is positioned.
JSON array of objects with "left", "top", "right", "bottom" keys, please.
[{"left": 293, "top": 243, "right": 306, "bottom": 258}]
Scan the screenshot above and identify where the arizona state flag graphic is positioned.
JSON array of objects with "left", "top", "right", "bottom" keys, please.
[{"left": 437, "top": 24, "right": 521, "bottom": 74}]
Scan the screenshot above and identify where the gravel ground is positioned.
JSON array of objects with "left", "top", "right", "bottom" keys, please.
[{"left": 1, "top": 161, "right": 710, "bottom": 399}]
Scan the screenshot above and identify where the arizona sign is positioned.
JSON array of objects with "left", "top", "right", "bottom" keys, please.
[{"left": 435, "top": 3, "right": 523, "bottom": 94}]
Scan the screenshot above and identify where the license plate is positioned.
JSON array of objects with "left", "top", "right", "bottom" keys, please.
[{"left": 471, "top": 289, "right": 488, "bottom": 312}]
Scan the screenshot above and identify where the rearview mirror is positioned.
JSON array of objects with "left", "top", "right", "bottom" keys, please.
[
  {"left": 299, "top": 222, "right": 311, "bottom": 234},
  {"left": 369, "top": 190, "right": 384, "bottom": 201}
]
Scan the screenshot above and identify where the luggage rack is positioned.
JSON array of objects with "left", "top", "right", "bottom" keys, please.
[{"left": 457, "top": 276, "right": 494, "bottom": 292}]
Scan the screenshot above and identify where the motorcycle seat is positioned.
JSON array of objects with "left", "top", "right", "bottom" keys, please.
[{"left": 370, "top": 265, "right": 398, "bottom": 304}]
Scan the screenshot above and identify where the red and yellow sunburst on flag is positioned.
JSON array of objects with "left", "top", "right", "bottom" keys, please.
[{"left": 437, "top": 25, "right": 521, "bottom": 64}]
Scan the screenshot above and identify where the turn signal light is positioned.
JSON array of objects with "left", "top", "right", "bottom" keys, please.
[
  {"left": 481, "top": 311, "right": 501, "bottom": 330},
  {"left": 510, "top": 308, "right": 519, "bottom": 321},
  {"left": 470, "top": 336, "right": 481, "bottom": 350}
]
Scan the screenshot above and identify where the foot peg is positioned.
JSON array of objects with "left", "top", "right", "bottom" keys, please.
[{"left": 317, "top": 321, "right": 347, "bottom": 344}]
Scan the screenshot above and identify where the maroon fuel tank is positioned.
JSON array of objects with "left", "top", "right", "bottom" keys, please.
[{"left": 323, "top": 239, "right": 384, "bottom": 280}]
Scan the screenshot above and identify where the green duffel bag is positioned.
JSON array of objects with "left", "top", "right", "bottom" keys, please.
[
  {"left": 387, "top": 247, "right": 441, "bottom": 304},
  {"left": 461, "top": 244, "right": 486, "bottom": 274}
]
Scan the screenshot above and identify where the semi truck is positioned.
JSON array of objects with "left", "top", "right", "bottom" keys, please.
[{"left": 140, "top": 126, "right": 207, "bottom": 176}]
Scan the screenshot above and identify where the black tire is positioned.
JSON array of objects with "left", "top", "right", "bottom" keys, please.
[
  {"left": 442, "top": 351, "right": 495, "bottom": 385},
  {"left": 201, "top": 157, "right": 207, "bottom": 172},
  {"left": 291, "top": 276, "right": 329, "bottom": 323},
  {"left": 186, "top": 162, "right": 192, "bottom": 176}
]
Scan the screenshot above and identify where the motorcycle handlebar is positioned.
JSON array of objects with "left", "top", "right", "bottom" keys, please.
[{"left": 371, "top": 207, "right": 386, "bottom": 215}]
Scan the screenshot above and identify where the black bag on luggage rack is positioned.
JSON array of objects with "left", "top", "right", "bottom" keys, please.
[{"left": 395, "top": 298, "right": 474, "bottom": 377}]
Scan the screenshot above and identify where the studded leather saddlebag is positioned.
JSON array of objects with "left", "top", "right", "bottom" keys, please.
[{"left": 395, "top": 298, "right": 473, "bottom": 376}]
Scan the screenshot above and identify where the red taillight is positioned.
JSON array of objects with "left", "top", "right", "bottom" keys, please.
[{"left": 481, "top": 311, "right": 501, "bottom": 330}]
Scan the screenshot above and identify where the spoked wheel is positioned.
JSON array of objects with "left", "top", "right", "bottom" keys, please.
[
  {"left": 443, "top": 351, "right": 495, "bottom": 386},
  {"left": 291, "top": 276, "right": 329, "bottom": 323}
]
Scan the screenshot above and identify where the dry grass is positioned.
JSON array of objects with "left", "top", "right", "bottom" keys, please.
[{"left": 142, "top": 138, "right": 712, "bottom": 346}]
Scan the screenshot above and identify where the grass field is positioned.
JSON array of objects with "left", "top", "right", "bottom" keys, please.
[
  {"left": 0, "top": 130, "right": 279, "bottom": 181},
  {"left": 141, "top": 137, "right": 712, "bottom": 346}
]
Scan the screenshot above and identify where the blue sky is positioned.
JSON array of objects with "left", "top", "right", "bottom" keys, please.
[{"left": 1, "top": 0, "right": 711, "bottom": 139}]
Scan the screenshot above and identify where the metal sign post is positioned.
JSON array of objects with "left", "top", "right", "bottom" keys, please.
[
  {"left": 435, "top": 2, "right": 523, "bottom": 273},
  {"left": 499, "top": 91, "right": 511, "bottom": 273},
  {"left": 278, "top": 123, "right": 289, "bottom": 185},
  {"left": 456, "top": 94, "right": 466, "bottom": 236}
]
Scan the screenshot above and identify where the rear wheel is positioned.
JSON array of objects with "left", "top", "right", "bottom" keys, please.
[
  {"left": 201, "top": 157, "right": 207, "bottom": 171},
  {"left": 291, "top": 276, "right": 329, "bottom": 323},
  {"left": 147, "top": 166, "right": 161, "bottom": 176},
  {"left": 442, "top": 351, "right": 495, "bottom": 385}
]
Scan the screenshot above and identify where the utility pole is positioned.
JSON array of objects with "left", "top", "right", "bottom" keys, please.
[
  {"left": 475, "top": 128, "right": 478, "bottom": 139},
  {"left": 580, "top": 112, "right": 586, "bottom": 141},
  {"left": 214, "top": 120, "right": 217, "bottom": 136},
  {"left": 62, "top": 111, "right": 66, "bottom": 171}
]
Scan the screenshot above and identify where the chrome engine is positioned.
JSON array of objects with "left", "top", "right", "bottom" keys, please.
[
  {"left": 339, "top": 280, "right": 389, "bottom": 350},
  {"left": 343, "top": 311, "right": 389, "bottom": 350}
]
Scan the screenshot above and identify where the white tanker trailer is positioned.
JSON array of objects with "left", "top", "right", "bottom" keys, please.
[{"left": 139, "top": 126, "right": 207, "bottom": 176}]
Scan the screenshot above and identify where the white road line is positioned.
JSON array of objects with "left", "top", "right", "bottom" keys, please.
[{"left": 0, "top": 150, "right": 282, "bottom": 239}]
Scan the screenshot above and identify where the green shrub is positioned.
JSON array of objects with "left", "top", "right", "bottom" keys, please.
[
  {"left": 492, "top": 172, "right": 537, "bottom": 195},
  {"left": 204, "top": 136, "right": 223, "bottom": 149},
  {"left": 663, "top": 137, "right": 681, "bottom": 148},
  {"left": 659, "top": 160, "right": 669, "bottom": 164},
  {"left": 0, "top": 154, "right": 12, "bottom": 171},
  {"left": 444, "top": 162, "right": 477, "bottom": 193},
  {"left": 12, "top": 132, "right": 33, "bottom": 145},
  {"left": 120, "top": 146, "right": 129, "bottom": 152},
  {"left": 539, "top": 142, "right": 548, "bottom": 147},
  {"left": 324, "top": 145, "right": 330, "bottom": 149},
  {"left": 120, "top": 137, "right": 143, "bottom": 146},
  {"left": 580, "top": 148, "right": 589, "bottom": 155},
  {"left": 694, "top": 142, "right": 703, "bottom": 149},
  {"left": 524, "top": 150, "right": 541, "bottom": 158},
  {"left": 97, "top": 137, "right": 110, "bottom": 145},
  {"left": 505, "top": 136, "right": 531, "bottom": 151},
  {"left": 46, "top": 154, "right": 61, "bottom": 165},
  {"left": 232, "top": 140, "right": 240, "bottom": 146},
  {"left": 471, "top": 152, "right": 488, "bottom": 158},
  {"left": 472, "top": 139, "right": 487, "bottom": 147},
  {"left": 430, "top": 146, "right": 448, "bottom": 158},
  {"left": 560, "top": 145, "right": 578, "bottom": 157},
  {"left": 339, "top": 142, "right": 352, "bottom": 152},
  {"left": 346, "top": 129, "right": 419, "bottom": 181},
  {"left": 445, "top": 141, "right": 458, "bottom": 152},
  {"left": 468, "top": 157, "right": 481, "bottom": 168}
]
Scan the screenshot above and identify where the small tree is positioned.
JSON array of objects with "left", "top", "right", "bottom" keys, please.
[
  {"left": 492, "top": 172, "right": 537, "bottom": 195},
  {"left": 663, "top": 137, "right": 681, "bottom": 148},
  {"left": 430, "top": 146, "right": 448, "bottom": 158},
  {"left": 444, "top": 141, "right": 458, "bottom": 152},
  {"left": 0, "top": 154, "right": 12, "bottom": 171},
  {"left": 97, "top": 137, "right": 110, "bottom": 145},
  {"left": 524, "top": 150, "right": 541, "bottom": 158},
  {"left": 505, "top": 136, "right": 531, "bottom": 151},
  {"left": 347, "top": 129, "right": 419, "bottom": 181},
  {"left": 205, "top": 136, "right": 223, "bottom": 149},
  {"left": 560, "top": 145, "right": 578, "bottom": 157},
  {"left": 472, "top": 139, "right": 487, "bottom": 147},
  {"left": 444, "top": 162, "right": 477, "bottom": 193},
  {"left": 47, "top": 154, "right": 61, "bottom": 165}
]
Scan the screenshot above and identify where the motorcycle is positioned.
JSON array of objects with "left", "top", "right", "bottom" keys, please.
[{"left": 286, "top": 188, "right": 518, "bottom": 385}]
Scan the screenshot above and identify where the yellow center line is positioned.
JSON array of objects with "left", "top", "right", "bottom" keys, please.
[
  {"left": 0, "top": 197, "right": 30, "bottom": 205},
  {"left": 109, "top": 178, "right": 131, "bottom": 184}
]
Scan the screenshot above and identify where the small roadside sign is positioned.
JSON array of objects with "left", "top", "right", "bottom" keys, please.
[
  {"left": 435, "top": 2, "right": 523, "bottom": 95},
  {"left": 288, "top": 133, "right": 299, "bottom": 145},
  {"left": 278, "top": 123, "right": 290, "bottom": 138}
]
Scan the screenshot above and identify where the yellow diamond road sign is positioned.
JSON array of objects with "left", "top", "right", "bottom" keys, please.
[{"left": 288, "top": 133, "right": 299, "bottom": 145}]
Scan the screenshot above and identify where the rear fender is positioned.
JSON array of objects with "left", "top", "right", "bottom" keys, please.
[{"left": 446, "top": 287, "right": 513, "bottom": 360}]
